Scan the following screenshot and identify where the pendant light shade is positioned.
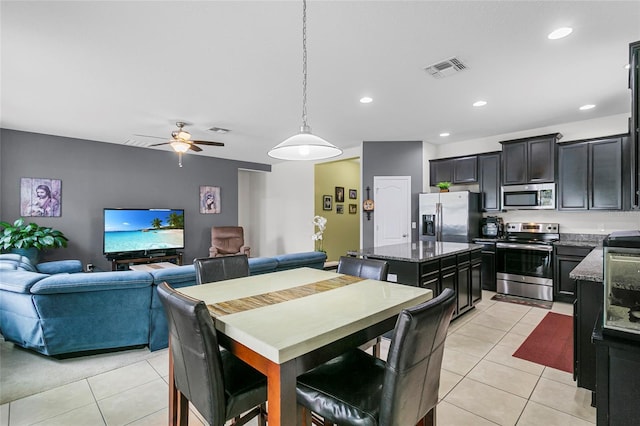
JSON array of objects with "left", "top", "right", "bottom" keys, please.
[
  {"left": 269, "top": 125, "right": 342, "bottom": 160},
  {"left": 268, "top": 0, "right": 341, "bottom": 161}
]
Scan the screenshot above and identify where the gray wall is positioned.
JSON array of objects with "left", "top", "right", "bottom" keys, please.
[
  {"left": 361, "top": 141, "right": 423, "bottom": 248},
  {"left": 0, "top": 129, "right": 270, "bottom": 271}
]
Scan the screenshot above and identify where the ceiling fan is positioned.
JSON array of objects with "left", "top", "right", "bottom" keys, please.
[{"left": 148, "top": 122, "right": 225, "bottom": 167}]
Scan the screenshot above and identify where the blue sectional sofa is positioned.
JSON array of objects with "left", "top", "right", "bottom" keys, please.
[{"left": 0, "top": 251, "right": 327, "bottom": 356}]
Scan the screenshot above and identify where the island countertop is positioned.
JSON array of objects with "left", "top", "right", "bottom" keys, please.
[
  {"left": 569, "top": 247, "right": 603, "bottom": 282},
  {"left": 347, "top": 241, "right": 481, "bottom": 263}
]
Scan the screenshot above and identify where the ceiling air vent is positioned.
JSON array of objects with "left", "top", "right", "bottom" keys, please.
[{"left": 424, "top": 57, "right": 468, "bottom": 79}]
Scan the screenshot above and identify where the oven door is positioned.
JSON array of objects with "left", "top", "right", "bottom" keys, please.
[{"left": 496, "top": 242, "right": 554, "bottom": 300}]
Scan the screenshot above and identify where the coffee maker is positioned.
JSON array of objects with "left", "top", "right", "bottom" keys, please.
[{"left": 480, "top": 216, "right": 504, "bottom": 238}]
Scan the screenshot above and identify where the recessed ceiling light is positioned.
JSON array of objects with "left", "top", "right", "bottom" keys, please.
[
  {"left": 579, "top": 104, "right": 596, "bottom": 110},
  {"left": 548, "top": 27, "right": 573, "bottom": 40},
  {"left": 439, "top": 132, "right": 450, "bottom": 137},
  {"left": 473, "top": 100, "right": 487, "bottom": 107},
  {"left": 359, "top": 97, "right": 373, "bottom": 104}
]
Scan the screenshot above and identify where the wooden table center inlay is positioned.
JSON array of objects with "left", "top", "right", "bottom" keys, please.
[{"left": 206, "top": 274, "right": 364, "bottom": 316}]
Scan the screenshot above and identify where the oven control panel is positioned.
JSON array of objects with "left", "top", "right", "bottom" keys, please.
[{"left": 505, "top": 222, "right": 559, "bottom": 233}]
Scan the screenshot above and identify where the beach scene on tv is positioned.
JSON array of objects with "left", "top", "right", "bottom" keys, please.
[{"left": 104, "top": 209, "right": 184, "bottom": 254}]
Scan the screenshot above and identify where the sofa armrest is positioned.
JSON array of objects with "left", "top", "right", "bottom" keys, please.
[
  {"left": 37, "top": 260, "right": 83, "bottom": 274},
  {"left": 30, "top": 271, "right": 153, "bottom": 294},
  {"left": 0, "top": 270, "right": 49, "bottom": 293},
  {"left": 209, "top": 247, "right": 220, "bottom": 257}
]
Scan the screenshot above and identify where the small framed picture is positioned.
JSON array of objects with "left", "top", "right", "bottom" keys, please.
[
  {"left": 349, "top": 204, "right": 357, "bottom": 214},
  {"left": 21, "top": 177, "right": 62, "bottom": 217},
  {"left": 323, "top": 195, "right": 333, "bottom": 211},
  {"left": 335, "top": 186, "right": 345, "bottom": 202},
  {"left": 336, "top": 204, "right": 344, "bottom": 214},
  {"left": 200, "top": 186, "right": 221, "bottom": 214},
  {"left": 349, "top": 189, "right": 357, "bottom": 199}
]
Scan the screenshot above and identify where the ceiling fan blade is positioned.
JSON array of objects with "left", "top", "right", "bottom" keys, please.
[
  {"left": 192, "top": 140, "right": 225, "bottom": 147},
  {"left": 188, "top": 144, "right": 203, "bottom": 152},
  {"left": 149, "top": 142, "right": 171, "bottom": 147},
  {"left": 133, "top": 134, "right": 166, "bottom": 140}
]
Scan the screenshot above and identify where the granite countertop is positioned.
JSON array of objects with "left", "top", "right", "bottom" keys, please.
[
  {"left": 569, "top": 248, "right": 603, "bottom": 282},
  {"left": 556, "top": 233, "right": 605, "bottom": 248},
  {"left": 347, "top": 241, "right": 481, "bottom": 263}
]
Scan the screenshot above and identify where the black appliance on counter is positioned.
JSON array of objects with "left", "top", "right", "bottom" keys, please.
[
  {"left": 496, "top": 222, "right": 559, "bottom": 301},
  {"left": 480, "top": 216, "right": 504, "bottom": 238}
]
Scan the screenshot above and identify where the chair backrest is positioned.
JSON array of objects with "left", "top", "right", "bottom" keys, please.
[
  {"left": 156, "top": 281, "right": 227, "bottom": 426},
  {"left": 194, "top": 255, "right": 249, "bottom": 285},
  {"left": 336, "top": 256, "right": 389, "bottom": 281},
  {"left": 379, "top": 288, "right": 456, "bottom": 426},
  {"left": 211, "top": 226, "right": 245, "bottom": 255}
]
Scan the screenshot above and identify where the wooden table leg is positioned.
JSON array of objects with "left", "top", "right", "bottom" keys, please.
[
  {"left": 168, "top": 337, "right": 188, "bottom": 426},
  {"left": 266, "top": 359, "right": 297, "bottom": 426}
]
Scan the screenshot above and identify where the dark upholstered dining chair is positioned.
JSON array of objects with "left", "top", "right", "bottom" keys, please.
[
  {"left": 296, "top": 288, "right": 456, "bottom": 426},
  {"left": 156, "top": 281, "right": 267, "bottom": 426},
  {"left": 336, "top": 256, "right": 389, "bottom": 281},
  {"left": 193, "top": 254, "right": 249, "bottom": 285}
]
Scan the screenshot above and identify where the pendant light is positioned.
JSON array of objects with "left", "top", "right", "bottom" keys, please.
[{"left": 268, "top": 0, "right": 342, "bottom": 161}]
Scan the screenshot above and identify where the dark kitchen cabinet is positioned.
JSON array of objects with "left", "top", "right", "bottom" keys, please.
[
  {"left": 471, "top": 249, "right": 483, "bottom": 304},
  {"left": 501, "top": 133, "right": 561, "bottom": 185},
  {"left": 575, "top": 278, "right": 603, "bottom": 394},
  {"left": 553, "top": 245, "right": 594, "bottom": 303},
  {"left": 558, "top": 136, "right": 627, "bottom": 211},
  {"left": 476, "top": 241, "right": 497, "bottom": 291},
  {"left": 630, "top": 41, "right": 639, "bottom": 208},
  {"left": 456, "top": 252, "right": 471, "bottom": 315},
  {"left": 478, "top": 152, "right": 501, "bottom": 211},
  {"left": 429, "top": 155, "right": 478, "bottom": 185}
]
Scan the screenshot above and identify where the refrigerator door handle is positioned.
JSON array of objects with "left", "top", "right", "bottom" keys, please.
[{"left": 435, "top": 202, "right": 443, "bottom": 242}]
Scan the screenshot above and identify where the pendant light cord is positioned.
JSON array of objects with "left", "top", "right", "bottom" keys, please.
[{"left": 301, "top": 0, "right": 308, "bottom": 129}]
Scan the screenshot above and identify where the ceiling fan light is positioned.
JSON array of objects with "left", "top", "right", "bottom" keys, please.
[
  {"left": 176, "top": 130, "right": 191, "bottom": 141},
  {"left": 268, "top": 128, "right": 342, "bottom": 161},
  {"left": 170, "top": 141, "right": 191, "bottom": 153}
]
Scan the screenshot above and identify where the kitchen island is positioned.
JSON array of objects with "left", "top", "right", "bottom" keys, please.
[{"left": 347, "top": 241, "right": 482, "bottom": 319}]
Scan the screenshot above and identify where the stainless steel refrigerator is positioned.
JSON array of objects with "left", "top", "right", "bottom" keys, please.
[{"left": 419, "top": 191, "right": 481, "bottom": 242}]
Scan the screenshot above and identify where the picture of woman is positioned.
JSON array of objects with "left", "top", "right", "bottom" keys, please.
[
  {"left": 21, "top": 178, "right": 62, "bottom": 217},
  {"left": 200, "top": 186, "right": 221, "bottom": 214}
]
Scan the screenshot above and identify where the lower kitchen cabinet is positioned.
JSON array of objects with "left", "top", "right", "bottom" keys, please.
[
  {"left": 554, "top": 245, "right": 595, "bottom": 303},
  {"left": 476, "top": 241, "right": 497, "bottom": 291},
  {"left": 575, "top": 278, "right": 603, "bottom": 395},
  {"left": 593, "top": 321, "right": 640, "bottom": 425}
]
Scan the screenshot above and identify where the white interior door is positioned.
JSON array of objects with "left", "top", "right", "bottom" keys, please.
[{"left": 374, "top": 176, "right": 411, "bottom": 247}]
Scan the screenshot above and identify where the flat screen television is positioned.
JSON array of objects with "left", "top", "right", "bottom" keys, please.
[{"left": 103, "top": 208, "right": 185, "bottom": 257}]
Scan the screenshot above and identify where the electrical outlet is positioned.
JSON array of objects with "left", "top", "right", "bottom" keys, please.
[{"left": 86, "top": 263, "right": 94, "bottom": 272}]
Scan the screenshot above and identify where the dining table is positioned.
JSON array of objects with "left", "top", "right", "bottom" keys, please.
[{"left": 170, "top": 267, "right": 433, "bottom": 426}]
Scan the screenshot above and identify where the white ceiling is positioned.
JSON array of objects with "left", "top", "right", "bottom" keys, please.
[{"left": 2, "top": 1, "right": 640, "bottom": 165}]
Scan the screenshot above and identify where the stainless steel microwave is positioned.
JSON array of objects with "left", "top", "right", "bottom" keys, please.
[{"left": 501, "top": 183, "right": 556, "bottom": 210}]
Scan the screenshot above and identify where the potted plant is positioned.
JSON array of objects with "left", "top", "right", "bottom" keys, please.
[
  {"left": 0, "top": 218, "right": 68, "bottom": 264},
  {"left": 437, "top": 181, "right": 452, "bottom": 192}
]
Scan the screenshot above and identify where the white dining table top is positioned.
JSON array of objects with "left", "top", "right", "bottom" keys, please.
[{"left": 179, "top": 267, "right": 433, "bottom": 364}]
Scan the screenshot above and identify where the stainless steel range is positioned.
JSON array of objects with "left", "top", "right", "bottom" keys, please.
[{"left": 496, "top": 222, "right": 559, "bottom": 301}]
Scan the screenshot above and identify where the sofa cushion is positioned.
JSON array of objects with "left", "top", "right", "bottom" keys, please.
[
  {"left": 248, "top": 257, "right": 278, "bottom": 275},
  {"left": 149, "top": 264, "right": 197, "bottom": 287},
  {"left": 0, "top": 270, "right": 49, "bottom": 293},
  {"left": 274, "top": 251, "right": 327, "bottom": 271},
  {"left": 31, "top": 271, "right": 153, "bottom": 294},
  {"left": 0, "top": 253, "right": 37, "bottom": 272},
  {"left": 36, "top": 260, "right": 83, "bottom": 274}
]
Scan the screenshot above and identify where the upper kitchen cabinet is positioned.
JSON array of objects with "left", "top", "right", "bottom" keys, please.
[
  {"left": 429, "top": 155, "right": 478, "bottom": 185},
  {"left": 500, "top": 133, "right": 562, "bottom": 185},
  {"left": 558, "top": 135, "right": 631, "bottom": 211},
  {"left": 478, "top": 152, "right": 501, "bottom": 211},
  {"left": 630, "top": 41, "right": 640, "bottom": 209}
]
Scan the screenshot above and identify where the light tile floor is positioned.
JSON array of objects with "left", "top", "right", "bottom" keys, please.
[{"left": 0, "top": 291, "right": 595, "bottom": 425}]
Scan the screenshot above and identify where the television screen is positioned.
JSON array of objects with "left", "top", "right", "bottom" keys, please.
[{"left": 103, "top": 208, "right": 185, "bottom": 255}]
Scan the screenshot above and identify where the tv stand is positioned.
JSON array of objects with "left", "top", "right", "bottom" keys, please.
[{"left": 110, "top": 253, "right": 183, "bottom": 271}]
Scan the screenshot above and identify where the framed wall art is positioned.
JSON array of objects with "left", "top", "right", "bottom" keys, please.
[
  {"left": 335, "top": 186, "right": 345, "bottom": 202},
  {"left": 20, "top": 177, "right": 62, "bottom": 217},
  {"left": 199, "top": 186, "right": 221, "bottom": 214},
  {"left": 323, "top": 195, "right": 333, "bottom": 211},
  {"left": 349, "top": 189, "right": 357, "bottom": 199},
  {"left": 349, "top": 204, "right": 357, "bottom": 214},
  {"left": 336, "top": 204, "right": 344, "bottom": 214}
]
